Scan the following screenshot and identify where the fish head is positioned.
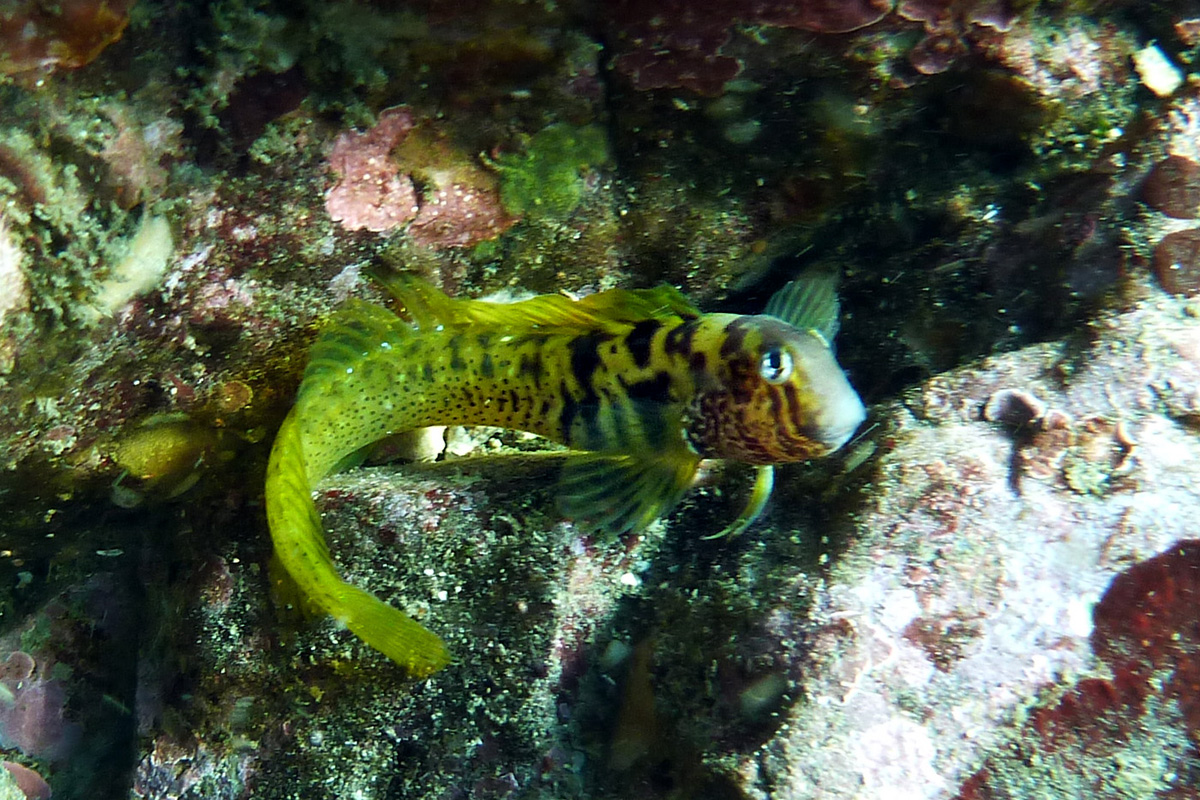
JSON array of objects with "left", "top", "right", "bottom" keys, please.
[{"left": 688, "top": 315, "right": 866, "bottom": 464}]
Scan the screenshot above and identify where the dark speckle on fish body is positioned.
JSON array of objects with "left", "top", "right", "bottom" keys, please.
[
  {"left": 719, "top": 318, "right": 749, "bottom": 359},
  {"left": 664, "top": 320, "right": 697, "bottom": 356},
  {"left": 519, "top": 351, "right": 543, "bottom": 386},
  {"left": 448, "top": 334, "right": 466, "bottom": 371},
  {"left": 623, "top": 371, "right": 671, "bottom": 403}
]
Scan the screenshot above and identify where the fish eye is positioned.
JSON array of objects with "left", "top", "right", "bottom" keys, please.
[{"left": 759, "top": 347, "right": 793, "bottom": 384}]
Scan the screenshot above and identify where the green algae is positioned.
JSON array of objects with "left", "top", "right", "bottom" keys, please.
[{"left": 492, "top": 123, "right": 609, "bottom": 220}]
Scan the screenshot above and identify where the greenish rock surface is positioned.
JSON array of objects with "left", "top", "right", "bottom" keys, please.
[{"left": 493, "top": 123, "right": 610, "bottom": 219}]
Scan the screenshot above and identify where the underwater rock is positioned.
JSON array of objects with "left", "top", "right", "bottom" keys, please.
[
  {"left": 126, "top": 457, "right": 664, "bottom": 798},
  {"left": 0, "top": 2, "right": 1195, "bottom": 798},
  {"left": 606, "top": 0, "right": 744, "bottom": 96},
  {"left": 1, "top": 761, "right": 52, "bottom": 800},
  {"left": 1143, "top": 155, "right": 1200, "bottom": 220},
  {"left": 0, "top": 0, "right": 135, "bottom": 81},
  {"left": 118, "top": 277, "right": 1198, "bottom": 800},
  {"left": 757, "top": 0, "right": 892, "bottom": 34},
  {"left": 955, "top": 540, "right": 1200, "bottom": 798},
  {"left": 1155, "top": 229, "right": 1200, "bottom": 297},
  {"left": 738, "top": 285, "right": 1200, "bottom": 799}
]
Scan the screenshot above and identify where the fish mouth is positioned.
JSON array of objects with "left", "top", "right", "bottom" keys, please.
[
  {"left": 812, "top": 388, "right": 867, "bottom": 454},
  {"left": 784, "top": 331, "right": 866, "bottom": 456}
]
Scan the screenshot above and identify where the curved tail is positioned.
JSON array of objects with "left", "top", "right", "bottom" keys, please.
[{"left": 265, "top": 412, "right": 450, "bottom": 677}]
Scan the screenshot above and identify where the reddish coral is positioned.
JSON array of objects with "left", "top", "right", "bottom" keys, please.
[
  {"left": 955, "top": 540, "right": 1200, "bottom": 797},
  {"left": 615, "top": 48, "right": 742, "bottom": 98},
  {"left": 325, "top": 107, "right": 420, "bottom": 234},
  {"left": 1026, "top": 676, "right": 1129, "bottom": 753},
  {"left": 407, "top": 182, "right": 515, "bottom": 249},
  {"left": 325, "top": 108, "right": 516, "bottom": 247},
  {"left": 0, "top": 0, "right": 135, "bottom": 79},
  {"left": 1, "top": 761, "right": 52, "bottom": 800},
  {"left": 897, "top": 0, "right": 1015, "bottom": 75},
  {"left": 608, "top": 0, "right": 742, "bottom": 96},
  {"left": 1092, "top": 539, "right": 1200, "bottom": 734},
  {"left": 1144, "top": 153, "right": 1200, "bottom": 296},
  {"left": 391, "top": 121, "right": 518, "bottom": 248},
  {"left": 607, "top": 0, "right": 892, "bottom": 96},
  {"left": 1143, "top": 155, "right": 1200, "bottom": 220},
  {"left": 606, "top": 0, "right": 1032, "bottom": 92},
  {"left": 0, "top": 652, "right": 80, "bottom": 761},
  {"left": 755, "top": 0, "right": 891, "bottom": 33}
]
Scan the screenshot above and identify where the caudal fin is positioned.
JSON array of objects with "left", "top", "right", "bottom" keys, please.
[
  {"left": 332, "top": 583, "right": 451, "bottom": 678},
  {"left": 267, "top": 412, "right": 451, "bottom": 677}
]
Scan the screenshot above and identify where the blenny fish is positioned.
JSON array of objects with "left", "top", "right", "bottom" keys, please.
[{"left": 265, "top": 272, "right": 865, "bottom": 676}]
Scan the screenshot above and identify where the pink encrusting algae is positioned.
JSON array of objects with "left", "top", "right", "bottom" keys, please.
[{"left": 324, "top": 107, "right": 517, "bottom": 247}]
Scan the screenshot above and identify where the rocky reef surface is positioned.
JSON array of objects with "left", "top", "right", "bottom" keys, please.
[{"left": 0, "top": 1, "right": 1198, "bottom": 798}]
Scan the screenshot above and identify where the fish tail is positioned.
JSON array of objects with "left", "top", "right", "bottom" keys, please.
[
  {"left": 331, "top": 583, "right": 451, "bottom": 677},
  {"left": 265, "top": 411, "right": 450, "bottom": 676}
]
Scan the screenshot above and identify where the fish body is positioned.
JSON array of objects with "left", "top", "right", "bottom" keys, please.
[{"left": 265, "top": 273, "right": 865, "bottom": 675}]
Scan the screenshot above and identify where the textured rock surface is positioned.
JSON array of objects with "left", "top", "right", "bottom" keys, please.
[
  {"left": 115, "top": 283, "right": 1199, "bottom": 799},
  {"left": 0, "top": 1, "right": 1197, "bottom": 797},
  {"left": 740, "top": 287, "right": 1200, "bottom": 799}
]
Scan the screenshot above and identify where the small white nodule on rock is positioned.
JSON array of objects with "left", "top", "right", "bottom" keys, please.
[
  {"left": 1133, "top": 44, "right": 1184, "bottom": 98},
  {"left": 0, "top": 216, "right": 29, "bottom": 328}
]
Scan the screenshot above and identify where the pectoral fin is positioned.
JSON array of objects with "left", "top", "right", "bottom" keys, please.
[{"left": 558, "top": 452, "right": 700, "bottom": 536}]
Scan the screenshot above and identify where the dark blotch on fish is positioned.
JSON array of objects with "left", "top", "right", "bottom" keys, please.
[{"left": 625, "top": 318, "right": 662, "bottom": 369}]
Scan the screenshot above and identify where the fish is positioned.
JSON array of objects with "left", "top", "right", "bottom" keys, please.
[{"left": 264, "top": 270, "right": 866, "bottom": 676}]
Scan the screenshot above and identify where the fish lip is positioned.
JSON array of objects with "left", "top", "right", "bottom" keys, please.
[
  {"left": 820, "top": 416, "right": 864, "bottom": 452},
  {"left": 813, "top": 393, "right": 867, "bottom": 454}
]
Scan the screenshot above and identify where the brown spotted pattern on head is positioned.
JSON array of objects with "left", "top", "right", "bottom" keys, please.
[{"left": 683, "top": 316, "right": 865, "bottom": 464}]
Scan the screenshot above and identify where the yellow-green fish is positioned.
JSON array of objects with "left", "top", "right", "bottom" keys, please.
[{"left": 264, "top": 272, "right": 865, "bottom": 676}]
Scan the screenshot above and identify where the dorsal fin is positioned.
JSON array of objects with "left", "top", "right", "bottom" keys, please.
[
  {"left": 764, "top": 268, "right": 841, "bottom": 343},
  {"left": 374, "top": 272, "right": 701, "bottom": 335},
  {"left": 300, "top": 299, "right": 410, "bottom": 392}
]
